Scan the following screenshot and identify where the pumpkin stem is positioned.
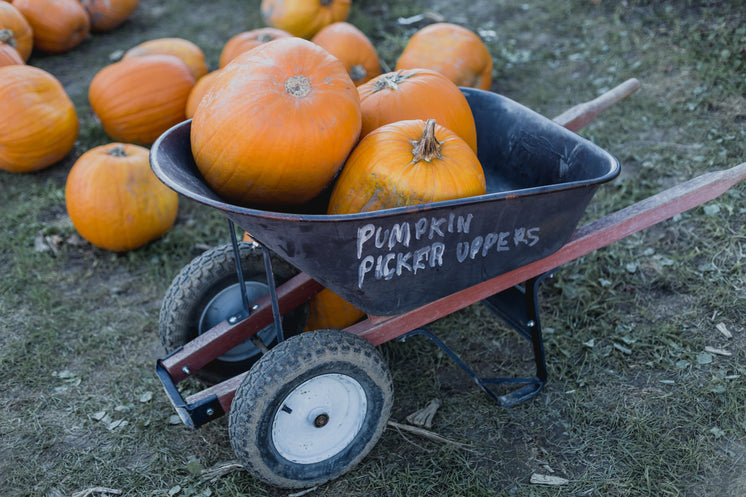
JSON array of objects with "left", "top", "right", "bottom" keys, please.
[
  {"left": 320, "top": 0, "right": 333, "bottom": 5},
  {"left": 0, "top": 29, "right": 17, "bottom": 49},
  {"left": 107, "top": 145, "right": 129, "bottom": 157},
  {"left": 410, "top": 119, "right": 442, "bottom": 164},
  {"left": 256, "top": 33, "right": 275, "bottom": 42},
  {"left": 372, "top": 70, "right": 412, "bottom": 93},
  {"left": 285, "top": 75, "right": 312, "bottom": 97}
]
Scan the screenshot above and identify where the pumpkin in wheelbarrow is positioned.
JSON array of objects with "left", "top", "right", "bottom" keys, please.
[
  {"left": 306, "top": 118, "right": 487, "bottom": 330},
  {"left": 190, "top": 37, "right": 361, "bottom": 207}
]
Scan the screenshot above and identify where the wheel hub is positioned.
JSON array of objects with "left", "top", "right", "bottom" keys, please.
[{"left": 271, "top": 373, "right": 367, "bottom": 464}]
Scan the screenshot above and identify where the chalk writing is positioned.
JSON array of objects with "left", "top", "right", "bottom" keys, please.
[{"left": 355, "top": 212, "right": 540, "bottom": 288}]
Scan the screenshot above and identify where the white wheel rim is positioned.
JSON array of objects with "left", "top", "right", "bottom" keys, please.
[{"left": 272, "top": 373, "right": 367, "bottom": 464}]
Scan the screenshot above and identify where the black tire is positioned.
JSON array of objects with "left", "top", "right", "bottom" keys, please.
[
  {"left": 228, "top": 329, "right": 393, "bottom": 489},
  {"left": 159, "top": 241, "right": 308, "bottom": 385}
]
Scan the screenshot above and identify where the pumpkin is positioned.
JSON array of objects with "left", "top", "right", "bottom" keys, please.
[
  {"left": 0, "top": 40, "right": 23, "bottom": 65},
  {"left": 0, "top": 2, "right": 33, "bottom": 61},
  {"left": 260, "top": 0, "right": 350, "bottom": 39},
  {"left": 304, "top": 288, "right": 365, "bottom": 331},
  {"left": 219, "top": 27, "right": 292, "bottom": 68},
  {"left": 79, "top": 0, "right": 140, "bottom": 32},
  {"left": 395, "top": 22, "right": 493, "bottom": 91},
  {"left": 328, "top": 118, "right": 486, "bottom": 214},
  {"left": 191, "top": 37, "right": 361, "bottom": 207},
  {"left": 311, "top": 21, "right": 381, "bottom": 85},
  {"left": 13, "top": 0, "right": 89, "bottom": 54},
  {"left": 0, "top": 65, "right": 78, "bottom": 173},
  {"left": 185, "top": 69, "right": 222, "bottom": 119},
  {"left": 122, "top": 37, "right": 208, "bottom": 80},
  {"left": 357, "top": 69, "right": 478, "bottom": 152},
  {"left": 65, "top": 143, "right": 179, "bottom": 252},
  {"left": 89, "top": 54, "right": 195, "bottom": 145},
  {"left": 316, "top": 119, "right": 486, "bottom": 329}
]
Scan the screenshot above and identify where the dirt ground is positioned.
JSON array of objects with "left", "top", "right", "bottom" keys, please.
[{"left": 2, "top": 0, "right": 745, "bottom": 496}]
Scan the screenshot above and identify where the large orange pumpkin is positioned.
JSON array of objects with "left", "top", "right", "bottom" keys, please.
[
  {"left": 13, "top": 0, "right": 89, "bottom": 54},
  {"left": 191, "top": 37, "right": 361, "bottom": 207},
  {"left": 311, "top": 21, "right": 381, "bottom": 85},
  {"left": 0, "top": 40, "right": 22, "bottom": 66},
  {"left": 0, "top": 1, "right": 33, "bottom": 61},
  {"left": 260, "top": 0, "right": 350, "bottom": 39},
  {"left": 0, "top": 65, "right": 78, "bottom": 173},
  {"left": 395, "top": 22, "right": 493, "bottom": 91},
  {"left": 357, "top": 69, "right": 478, "bottom": 152},
  {"left": 89, "top": 54, "right": 195, "bottom": 145},
  {"left": 219, "top": 27, "right": 292, "bottom": 68},
  {"left": 328, "top": 118, "right": 486, "bottom": 214},
  {"left": 79, "top": 0, "right": 140, "bottom": 32},
  {"left": 122, "top": 37, "right": 208, "bottom": 80},
  {"left": 316, "top": 119, "right": 486, "bottom": 329},
  {"left": 65, "top": 143, "right": 179, "bottom": 252}
]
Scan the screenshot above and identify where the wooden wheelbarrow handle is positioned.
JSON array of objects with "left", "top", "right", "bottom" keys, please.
[{"left": 553, "top": 78, "right": 641, "bottom": 131}]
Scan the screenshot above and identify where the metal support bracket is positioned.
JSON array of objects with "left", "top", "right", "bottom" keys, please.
[
  {"left": 400, "top": 273, "right": 552, "bottom": 407},
  {"left": 156, "top": 358, "right": 224, "bottom": 429}
]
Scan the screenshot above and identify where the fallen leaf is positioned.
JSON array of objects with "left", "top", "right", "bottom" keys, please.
[
  {"left": 716, "top": 323, "right": 732, "bottom": 338},
  {"left": 530, "top": 473, "right": 569, "bottom": 485},
  {"left": 697, "top": 352, "right": 713, "bottom": 364},
  {"left": 139, "top": 391, "right": 153, "bottom": 403},
  {"left": 71, "top": 487, "right": 121, "bottom": 497},
  {"left": 704, "top": 346, "right": 731, "bottom": 356},
  {"left": 613, "top": 343, "right": 632, "bottom": 354},
  {"left": 703, "top": 204, "right": 721, "bottom": 216}
]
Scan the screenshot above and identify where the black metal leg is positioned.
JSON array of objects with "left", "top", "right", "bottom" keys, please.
[
  {"left": 401, "top": 273, "right": 553, "bottom": 407},
  {"left": 227, "top": 219, "right": 251, "bottom": 318},
  {"left": 227, "top": 218, "right": 284, "bottom": 344}
]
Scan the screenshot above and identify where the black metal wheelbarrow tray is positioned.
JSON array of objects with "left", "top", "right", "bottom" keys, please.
[{"left": 150, "top": 79, "right": 746, "bottom": 489}]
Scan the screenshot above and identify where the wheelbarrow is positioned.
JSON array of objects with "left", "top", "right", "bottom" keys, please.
[{"left": 150, "top": 79, "right": 746, "bottom": 489}]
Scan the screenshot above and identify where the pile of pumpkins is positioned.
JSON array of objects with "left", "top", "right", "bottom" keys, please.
[{"left": 0, "top": 0, "right": 494, "bottom": 308}]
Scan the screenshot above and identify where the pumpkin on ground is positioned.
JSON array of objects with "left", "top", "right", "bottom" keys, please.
[
  {"left": 395, "top": 22, "right": 493, "bottom": 91},
  {"left": 79, "top": 0, "right": 140, "bottom": 32},
  {"left": 0, "top": 1, "right": 33, "bottom": 61},
  {"left": 357, "top": 68, "right": 478, "bottom": 152},
  {"left": 122, "top": 37, "right": 208, "bottom": 80},
  {"left": 0, "top": 65, "right": 78, "bottom": 173},
  {"left": 219, "top": 27, "right": 292, "bottom": 68},
  {"left": 89, "top": 54, "right": 195, "bottom": 145},
  {"left": 311, "top": 21, "right": 381, "bottom": 85},
  {"left": 304, "top": 288, "right": 365, "bottom": 331},
  {"left": 0, "top": 40, "right": 23, "bottom": 65},
  {"left": 65, "top": 143, "right": 179, "bottom": 252},
  {"left": 13, "top": 0, "right": 90, "bottom": 54},
  {"left": 260, "top": 0, "right": 350, "bottom": 39},
  {"left": 191, "top": 37, "right": 361, "bottom": 207},
  {"left": 185, "top": 69, "right": 222, "bottom": 119}
]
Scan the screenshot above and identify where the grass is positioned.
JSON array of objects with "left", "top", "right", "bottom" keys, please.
[{"left": 1, "top": 0, "right": 745, "bottom": 496}]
